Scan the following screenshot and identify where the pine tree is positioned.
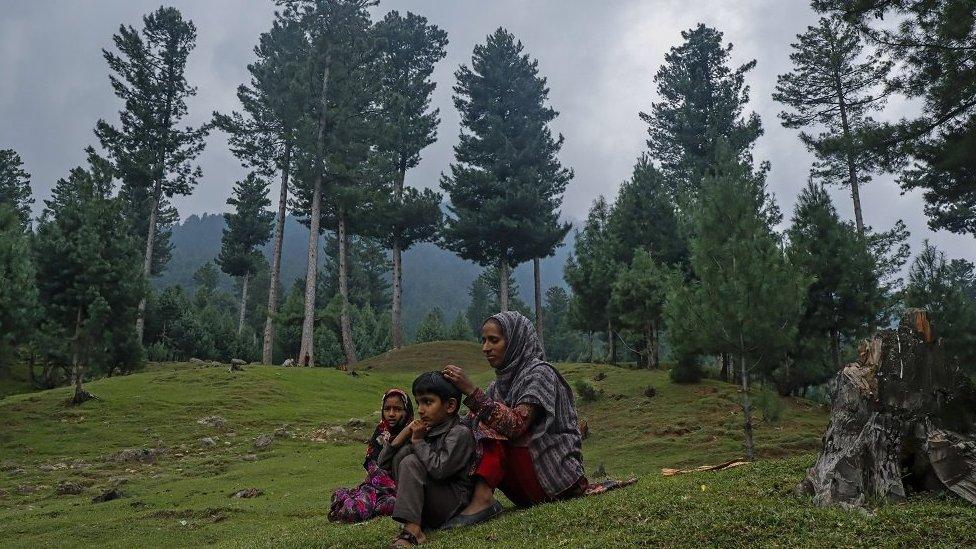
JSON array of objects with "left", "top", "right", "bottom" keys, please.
[
  {"left": 611, "top": 250, "right": 669, "bottom": 369},
  {"left": 564, "top": 196, "right": 620, "bottom": 363},
  {"left": 665, "top": 149, "right": 807, "bottom": 459},
  {"left": 783, "top": 181, "right": 886, "bottom": 394},
  {"left": 448, "top": 312, "right": 470, "bottom": 341},
  {"left": 213, "top": 13, "right": 307, "bottom": 364},
  {"left": 373, "top": 11, "right": 448, "bottom": 349},
  {"left": 95, "top": 7, "right": 209, "bottom": 343},
  {"left": 442, "top": 28, "right": 572, "bottom": 312},
  {"left": 813, "top": 0, "right": 976, "bottom": 237},
  {"left": 217, "top": 174, "right": 274, "bottom": 336},
  {"left": 641, "top": 24, "right": 763, "bottom": 199},
  {"left": 34, "top": 148, "right": 145, "bottom": 404},
  {"left": 541, "top": 286, "right": 585, "bottom": 361},
  {"left": 466, "top": 277, "right": 493, "bottom": 336},
  {"left": 903, "top": 241, "right": 976, "bottom": 373},
  {"left": 0, "top": 204, "right": 37, "bottom": 368},
  {"left": 0, "top": 149, "right": 34, "bottom": 229},
  {"left": 320, "top": 234, "right": 392, "bottom": 312},
  {"left": 415, "top": 307, "right": 447, "bottom": 343},
  {"left": 774, "top": 16, "right": 891, "bottom": 234}
]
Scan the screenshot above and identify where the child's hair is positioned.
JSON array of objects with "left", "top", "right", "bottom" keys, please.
[{"left": 411, "top": 371, "right": 462, "bottom": 411}]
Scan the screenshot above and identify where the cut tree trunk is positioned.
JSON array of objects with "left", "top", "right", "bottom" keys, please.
[
  {"left": 262, "top": 140, "right": 291, "bottom": 365},
  {"left": 298, "top": 56, "right": 332, "bottom": 368},
  {"left": 796, "top": 309, "right": 976, "bottom": 507},
  {"left": 499, "top": 260, "right": 509, "bottom": 312},
  {"left": 238, "top": 271, "right": 250, "bottom": 336},
  {"left": 338, "top": 208, "right": 358, "bottom": 367},
  {"left": 534, "top": 258, "right": 543, "bottom": 348}
]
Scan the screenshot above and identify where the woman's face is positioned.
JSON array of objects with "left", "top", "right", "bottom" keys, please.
[
  {"left": 481, "top": 320, "right": 507, "bottom": 369},
  {"left": 382, "top": 395, "right": 407, "bottom": 424}
]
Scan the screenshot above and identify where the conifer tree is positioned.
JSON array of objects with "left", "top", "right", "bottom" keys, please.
[
  {"left": 0, "top": 204, "right": 37, "bottom": 368},
  {"left": 814, "top": 0, "right": 976, "bottom": 237},
  {"left": 442, "top": 28, "right": 573, "bottom": 312},
  {"left": 373, "top": 11, "right": 448, "bottom": 349},
  {"left": 611, "top": 250, "right": 669, "bottom": 369},
  {"left": 784, "top": 182, "right": 885, "bottom": 393},
  {"left": 415, "top": 307, "right": 447, "bottom": 343},
  {"left": 774, "top": 16, "right": 891, "bottom": 233},
  {"left": 0, "top": 149, "right": 34, "bottom": 229},
  {"left": 217, "top": 174, "right": 274, "bottom": 336},
  {"left": 214, "top": 13, "right": 307, "bottom": 364},
  {"left": 95, "top": 7, "right": 209, "bottom": 343},
  {"left": 34, "top": 148, "right": 145, "bottom": 404},
  {"left": 466, "top": 277, "right": 493, "bottom": 336},
  {"left": 608, "top": 154, "right": 685, "bottom": 268},
  {"left": 641, "top": 24, "right": 763, "bottom": 199},
  {"left": 665, "top": 149, "right": 807, "bottom": 459},
  {"left": 448, "top": 312, "right": 469, "bottom": 341}
]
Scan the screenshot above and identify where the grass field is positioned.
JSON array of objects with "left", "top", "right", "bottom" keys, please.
[{"left": 2, "top": 341, "right": 974, "bottom": 548}]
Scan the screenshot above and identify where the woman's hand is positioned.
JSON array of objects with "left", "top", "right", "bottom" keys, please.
[
  {"left": 442, "top": 364, "right": 476, "bottom": 396},
  {"left": 409, "top": 420, "right": 429, "bottom": 442}
]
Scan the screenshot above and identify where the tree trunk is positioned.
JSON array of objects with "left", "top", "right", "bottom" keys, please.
[
  {"left": 499, "top": 260, "right": 509, "bottom": 312},
  {"left": 262, "top": 140, "right": 291, "bottom": 365},
  {"left": 797, "top": 310, "right": 976, "bottom": 507},
  {"left": 587, "top": 331, "right": 594, "bottom": 363},
  {"left": 720, "top": 353, "right": 731, "bottom": 383},
  {"left": 391, "top": 164, "right": 406, "bottom": 349},
  {"left": 652, "top": 324, "right": 660, "bottom": 369},
  {"left": 71, "top": 308, "right": 92, "bottom": 405},
  {"left": 645, "top": 320, "right": 655, "bottom": 369},
  {"left": 338, "top": 208, "right": 358, "bottom": 367},
  {"left": 739, "top": 339, "right": 755, "bottom": 461},
  {"left": 238, "top": 271, "right": 250, "bottom": 336},
  {"left": 27, "top": 348, "right": 36, "bottom": 388},
  {"left": 298, "top": 56, "right": 332, "bottom": 368},
  {"left": 134, "top": 183, "right": 161, "bottom": 343},
  {"left": 534, "top": 258, "right": 543, "bottom": 347},
  {"left": 607, "top": 319, "right": 616, "bottom": 365},
  {"left": 834, "top": 66, "right": 865, "bottom": 234}
]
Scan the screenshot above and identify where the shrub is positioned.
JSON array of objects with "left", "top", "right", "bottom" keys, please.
[
  {"left": 670, "top": 355, "right": 703, "bottom": 384},
  {"left": 574, "top": 379, "right": 601, "bottom": 402},
  {"left": 756, "top": 387, "right": 785, "bottom": 423}
]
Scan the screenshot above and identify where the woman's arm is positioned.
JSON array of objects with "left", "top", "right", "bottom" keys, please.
[{"left": 463, "top": 388, "right": 536, "bottom": 440}]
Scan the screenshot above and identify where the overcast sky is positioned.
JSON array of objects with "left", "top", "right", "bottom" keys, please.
[{"left": 1, "top": 0, "right": 973, "bottom": 263}]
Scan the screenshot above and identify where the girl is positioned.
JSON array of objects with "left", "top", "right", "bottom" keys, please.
[{"left": 329, "top": 388, "right": 413, "bottom": 523}]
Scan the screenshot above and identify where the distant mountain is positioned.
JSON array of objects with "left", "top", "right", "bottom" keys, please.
[{"left": 156, "top": 213, "right": 574, "bottom": 336}]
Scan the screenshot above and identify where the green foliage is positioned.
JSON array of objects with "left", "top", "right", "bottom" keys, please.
[
  {"left": 903, "top": 241, "right": 976, "bottom": 373},
  {"left": 611, "top": 250, "right": 669, "bottom": 368},
  {"left": 574, "top": 378, "right": 601, "bottom": 402},
  {"left": 95, "top": 6, "right": 209, "bottom": 276},
  {"left": 565, "top": 197, "right": 618, "bottom": 333},
  {"left": 441, "top": 27, "right": 573, "bottom": 271},
  {"left": 542, "top": 286, "right": 587, "bottom": 361},
  {"left": 320, "top": 235, "right": 391, "bottom": 311},
  {"left": 466, "top": 276, "right": 493, "bottom": 337},
  {"left": 0, "top": 204, "right": 37, "bottom": 367},
  {"left": 218, "top": 173, "right": 274, "bottom": 279},
  {"left": 33, "top": 148, "right": 146, "bottom": 383},
  {"left": 0, "top": 148, "right": 34, "bottom": 229},
  {"left": 415, "top": 307, "right": 447, "bottom": 343},
  {"left": 448, "top": 312, "right": 470, "bottom": 341},
  {"left": 756, "top": 386, "right": 785, "bottom": 423},
  {"left": 607, "top": 156, "right": 685, "bottom": 268},
  {"left": 669, "top": 355, "right": 703, "bottom": 384},
  {"left": 641, "top": 24, "right": 763, "bottom": 197}
]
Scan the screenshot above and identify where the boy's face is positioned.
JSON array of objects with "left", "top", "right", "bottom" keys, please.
[
  {"left": 414, "top": 392, "right": 457, "bottom": 427},
  {"left": 382, "top": 395, "right": 406, "bottom": 425}
]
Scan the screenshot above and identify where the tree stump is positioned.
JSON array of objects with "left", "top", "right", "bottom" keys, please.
[{"left": 797, "top": 309, "right": 976, "bottom": 507}]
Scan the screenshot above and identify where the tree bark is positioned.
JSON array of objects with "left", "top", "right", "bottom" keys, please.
[
  {"left": 338, "top": 207, "right": 358, "bottom": 366},
  {"left": 71, "top": 308, "right": 92, "bottom": 405},
  {"left": 238, "top": 271, "right": 250, "bottom": 336},
  {"left": 298, "top": 56, "right": 332, "bottom": 368},
  {"left": 391, "top": 163, "right": 406, "bottom": 349},
  {"left": 587, "top": 331, "right": 594, "bottom": 363},
  {"left": 499, "top": 260, "right": 509, "bottom": 312},
  {"left": 740, "top": 338, "right": 755, "bottom": 461},
  {"left": 607, "top": 319, "right": 616, "bottom": 365},
  {"left": 720, "top": 353, "right": 731, "bottom": 383},
  {"left": 645, "top": 320, "right": 655, "bottom": 369},
  {"left": 134, "top": 183, "right": 161, "bottom": 343},
  {"left": 534, "top": 257, "right": 543, "bottom": 347},
  {"left": 262, "top": 140, "right": 291, "bottom": 365},
  {"left": 833, "top": 63, "right": 865, "bottom": 234}
]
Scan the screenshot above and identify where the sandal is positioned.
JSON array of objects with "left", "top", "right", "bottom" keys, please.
[{"left": 390, "top": 529, "right": 421, "bottom": 548}]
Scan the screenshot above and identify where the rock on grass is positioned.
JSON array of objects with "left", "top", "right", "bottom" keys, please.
[
  {"left": 57, "top": 481, "right": 84, "bottom": 496},
  {"left": 230, "top": 488, "right": 262, "bottom": 499},
  {"left": 253, "top": 433, "right": 274, "bottom": 449},
  {"left": 92, "top": 487, "right": 123, "bottom": 503},
  {"left": 197, "top": 416, "right": 227, "bottom": 429}
]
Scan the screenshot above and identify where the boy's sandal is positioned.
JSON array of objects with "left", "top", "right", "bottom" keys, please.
[{"left": 390, "top": 529, "right": 421, "bottom": 548}]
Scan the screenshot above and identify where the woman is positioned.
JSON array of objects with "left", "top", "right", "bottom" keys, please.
[{"left": 441, "top": 311, "right": 586, "bottom": 527}]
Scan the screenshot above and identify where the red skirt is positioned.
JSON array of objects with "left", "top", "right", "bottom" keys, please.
[{"left": 473, "top": 439, "right": 551, "bottom": 507}]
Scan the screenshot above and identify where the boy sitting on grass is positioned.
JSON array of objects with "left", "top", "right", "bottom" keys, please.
[{"left": 379, "top": 372, "right": 474, "bottom": 547}]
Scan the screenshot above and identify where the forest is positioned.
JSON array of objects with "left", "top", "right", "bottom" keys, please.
[{"left": 1, "top": 0, "right": 975, "bottom": 465}]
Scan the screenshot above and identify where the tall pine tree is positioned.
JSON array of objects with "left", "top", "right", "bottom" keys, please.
[
  {"left": 774, "top": 16, "right": 891, "bottom": 234},
  {"left": 373, "top": 11, "right": 448, "bottom": 349},
  {"left": 95, "top": 7, "right": 209, "bottom": 343},
  {"left": 0, "top": 149, "right": 34, "bottom": 229},
  {"left": 217, "top": 174, "right": 274, "bottom": 336},
  {"left": 0, "top": 204, "right": 37, "bottom": 368},
  {"left": 442, "top": 28, "right": 572, "bottom": 312}
]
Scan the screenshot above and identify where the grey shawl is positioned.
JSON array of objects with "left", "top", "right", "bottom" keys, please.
[{"left": 485, "top": 311, "right": 585, "bottom": 497}]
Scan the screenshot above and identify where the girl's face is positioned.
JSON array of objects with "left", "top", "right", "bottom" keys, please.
[
  {"left": 481, "top": 320, "right": 507, "bottom": 369},
  {"left": 382, "top": 395, "right": 407, "bottom": 424}
]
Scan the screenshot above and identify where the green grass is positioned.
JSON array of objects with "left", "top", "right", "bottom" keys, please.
[{"left": 1, "top": 341, "right": 973, "bottom": 548}]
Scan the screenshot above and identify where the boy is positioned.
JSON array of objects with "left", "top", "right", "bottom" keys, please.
[{"left": 379, "top": 372, "right": 474, "bottom": 547}]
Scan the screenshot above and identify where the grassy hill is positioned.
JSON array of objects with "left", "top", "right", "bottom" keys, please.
[{"left": 2, "top": 342, "right": 975, "bottom": 547}]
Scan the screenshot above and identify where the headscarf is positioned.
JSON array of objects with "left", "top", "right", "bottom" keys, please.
[
  {"left": 484, "top": 311, "right": 585, "bottom": 497},
  {"left": 365, "top": 388, "right": 412, "bottom": 466}
]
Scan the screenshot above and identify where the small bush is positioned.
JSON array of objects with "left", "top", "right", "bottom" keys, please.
[
  {"left": 756, "top": 388, "right": 785, "bottom": 423},
  {"left": 670, "top": 355, "right": 703, "bottom": 384},
  {"left": 574, "top": 379, "right": 601, "bottom": 402}
]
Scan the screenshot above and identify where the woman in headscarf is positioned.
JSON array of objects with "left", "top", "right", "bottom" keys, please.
[{"left": 441, "top": 311, "right": 586, "bottom": 527}]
